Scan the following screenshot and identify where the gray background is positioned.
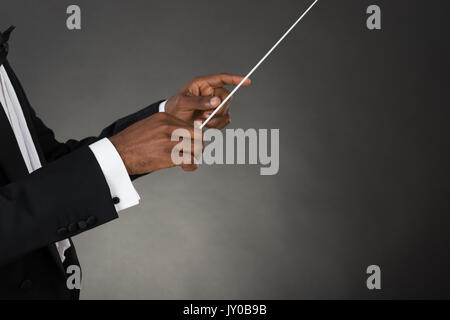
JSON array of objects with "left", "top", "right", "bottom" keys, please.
[{"left": 1, "top": 0, "right": 450, "bottom": 299}]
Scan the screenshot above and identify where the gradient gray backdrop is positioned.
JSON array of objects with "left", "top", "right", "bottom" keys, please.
[{"left": 1, "top": 0, "right": 449, "bottom": 299}]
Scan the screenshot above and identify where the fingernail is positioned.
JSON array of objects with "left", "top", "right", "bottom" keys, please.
[{"left": 210, "top": 97, "right": 220, "bottom": 106}]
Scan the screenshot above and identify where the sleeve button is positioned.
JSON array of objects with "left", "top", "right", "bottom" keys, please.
[
  {"left": 68, "top": 223, "right": 78, "bottom": 233},
  {"left": 86, "top": 216, "right": 98, "bottom": 226},
  {"left": 112, "top": 197, "right": 120, "bottom": 205},
  {"left": 57, "top": 227, "right": 68, "bottom": 236},
  {"left": 78, "top": 221, "right": 88, "bottom": 230}
]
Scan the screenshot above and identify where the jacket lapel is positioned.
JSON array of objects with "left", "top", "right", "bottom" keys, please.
[
  {"left": 3, "top": 61, "right": 47, "bottom": 163},
  {"left": 0, "top": 101, "right": 29, "bottom": 181},
  {"left": 0, "top": 29, "right": 31, "bottom": 180},
  {"left": 1, "top": 61, "right": 66, "bottom": 273}
]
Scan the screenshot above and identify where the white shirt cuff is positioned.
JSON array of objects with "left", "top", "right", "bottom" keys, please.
[
  {"left": 89, "top": 138, "right": 140, "bottom": 212},
  {"left": 159, "top": 100, "right": 167, "bottom": 113}
]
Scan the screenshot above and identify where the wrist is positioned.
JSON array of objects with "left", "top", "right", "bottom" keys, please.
[{"left": 109, "top": 136, "right": 132, "bottom": 175}]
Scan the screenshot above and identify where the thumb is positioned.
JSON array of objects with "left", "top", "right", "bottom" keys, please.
[
  {"left": 181, "top": 164, "right": 198, "bottom": 172},
  {"left": 181, "top": 95, "right": 221, "bottom": 111}
]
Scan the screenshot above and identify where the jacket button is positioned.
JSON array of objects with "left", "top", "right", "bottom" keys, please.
[
  {"left": 57, "top": 227, "right": 68, "bottom": 236},
  {"left": 86, "top": 216, "right": 97, "bottom": 226},
  {"left": 20, "top": 280, "right": 33, "bottom": 290},
  {"left": 78, "top": 220, "right": 88, "bottom": 230},
  {"left": 68, "top": 223, "right": 78, "bottom": 233},
  {"left": 112, "top": 197, "right": 121, "bottom": 205}
]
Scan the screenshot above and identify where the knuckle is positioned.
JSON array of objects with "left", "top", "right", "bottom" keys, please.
[
  {"left": 177, "top": 95, "right": 186, "bottom": 103},
  {"left": 160, "top": 123, "right": 171, "bottom": 132},
  {"left": 153, "top": 112, "right": 164, "bottom": 120}
]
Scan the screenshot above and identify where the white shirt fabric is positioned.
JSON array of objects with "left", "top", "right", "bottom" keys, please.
[
  {"left": 0, "top": 65, "right": 165, "bottom": 262},
  {"left": 159, "top": 100, "right": 167, "bottom": 113}
]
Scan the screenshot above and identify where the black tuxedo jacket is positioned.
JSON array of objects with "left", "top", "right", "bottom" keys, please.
[{"left": 0, "top": 59, "right": 160, "bottom": 299}]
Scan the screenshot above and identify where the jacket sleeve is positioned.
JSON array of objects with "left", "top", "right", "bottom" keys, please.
[
  {"left": 0, "top": 102, "right": 162, "bottom": 266},
  {"left": 32, "top": 101, "right": 162, "bottom": 162},
  {"left": 32, "top": 101, "right": 162, "bottom": 180},
  {"left": 0, "top": 145, "right": 116, "bottom": 266}
]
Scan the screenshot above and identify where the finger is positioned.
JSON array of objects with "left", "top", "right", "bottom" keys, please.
[
  {"left": 214, "top": 87, "right": 231, "bottom": 101},
  {"left": 171, "top": 127, "right": 196, "bottom": 140},
  {"left": 171, "top": 145, "right": 196, "bottom": 167},
  {"left": 179, "top": 95, "right": 222, "bottom": 111},
  {"left": 166, "top": 116, "right": 198, "bottom": 138},
  {"left": 213, "top": 88, "right": 232, "bottom": 115},
  {"left": 203, "top": 115, "right": 231, "bottom": 130},
  {"left": 195, "top": 73, "right": 252, "bottom": 89},
  {"left": 179, "top": 149, "right": 201, "bottom": 168},
  {"left": 181, "top": 164, "right": 198, "bottom": 172},
  {"left": 173, "top": 138, "right": 203, "bottom": 159},
  {"left": 199, "top": 105, "right": 229, "bottom": 120}
]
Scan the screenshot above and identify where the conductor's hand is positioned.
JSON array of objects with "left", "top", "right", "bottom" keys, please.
[
  {"left": 165, "top": 73, "right": 251, "bottom": 129},
  {"left": 109, "top": 113, "right": 202, "bottom": 174}
]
